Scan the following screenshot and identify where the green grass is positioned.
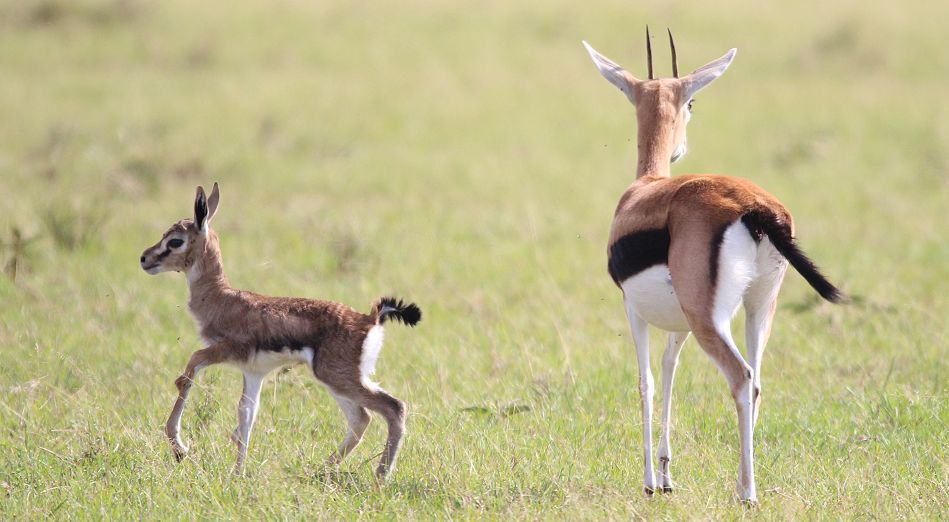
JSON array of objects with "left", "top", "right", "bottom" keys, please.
[{"left": 1, "top": 0, "right": 946, "bottom": 519}]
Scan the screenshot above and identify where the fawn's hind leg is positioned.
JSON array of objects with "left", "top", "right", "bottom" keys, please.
[
  {"left": 353, "top": 387, "right": 406, "bottom": 480},
  {"left": 326, "top": 392, "right": 372, "bottom": 467},
  {"left": 316, "top": 372, "right": 406, "bottom": 480}
]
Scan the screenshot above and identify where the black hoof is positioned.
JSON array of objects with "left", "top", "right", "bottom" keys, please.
[
  {"left": 170, "top": 443, "right": 188, "bottom": 463},
  {"left": 660, "top": 486, "right": 673, "bottom": 494},
  {"left": 643, "top": 487, "right": 655, "bottom": 496}
]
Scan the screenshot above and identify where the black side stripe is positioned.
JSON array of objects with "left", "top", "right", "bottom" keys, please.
[
  {"left": 607, "top": 228, "right": 670, "bottom": 285},
  {"left": 708, "top": 225, "right": 728, "bottom": 286}
]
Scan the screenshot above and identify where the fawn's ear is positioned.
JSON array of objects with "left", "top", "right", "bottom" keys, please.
[
  {"left": 206, "top": 182, "right": 220, "bottom": 224},
  {"left": 682, "top": 48, "right": 737, "bottom": 102},
  {"left": 582, "top": 40, "right": 640, "bottom": 104},
  {"left": 194, "top": 185, "right": 209, "bottom": 232}
]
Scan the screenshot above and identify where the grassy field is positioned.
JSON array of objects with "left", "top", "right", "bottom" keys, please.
[{"left": 1, "top": 0, "right": 946, "bottom": 519}]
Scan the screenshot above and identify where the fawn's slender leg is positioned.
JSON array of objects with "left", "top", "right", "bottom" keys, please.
[
  {"left": 233, "top": 372, "right": 265, "bottom": 475},
  {"left": 326, "top": 392, "right": 372, "bottom": 467},
  {"left": 166, "top": 343, "right": 232, "bottom": 461},
  {"left": 350, "top": 386, "right": 406, "bottom": 480}
]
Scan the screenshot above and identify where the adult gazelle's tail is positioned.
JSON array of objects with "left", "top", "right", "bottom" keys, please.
[{"left": 741, "top": 210, "right": 846, "bottom": 303}]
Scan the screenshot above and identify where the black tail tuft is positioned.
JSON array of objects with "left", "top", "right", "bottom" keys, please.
[
  {"left": 742, "top": 211, "right": 846, "bottom": 304},
  {"left": 375, "top": 297, "right": 422, "bottom": 327}
]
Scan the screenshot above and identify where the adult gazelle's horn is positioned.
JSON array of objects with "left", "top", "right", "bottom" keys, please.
[
  {"left": 646, "top": 26, "right": 654, "bottom": 80},
  {"left": 668, "top": 28, "right": 679, "bottom": 78}
]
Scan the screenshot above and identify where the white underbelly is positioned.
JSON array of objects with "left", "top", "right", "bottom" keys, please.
[
  {"left": 236, "top": 347, "right": 314, "bottom": 375},
  {"left": 620, "top": 265, "right": 691, "bottom": 332}
]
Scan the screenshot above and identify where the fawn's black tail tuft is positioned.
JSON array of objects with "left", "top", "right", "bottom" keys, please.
[
  {"left": 375, "top": 297, "right": 422, "bottom": 326},
  {"left": 742, "top": 210, "right": 846, "bottom": 303}
]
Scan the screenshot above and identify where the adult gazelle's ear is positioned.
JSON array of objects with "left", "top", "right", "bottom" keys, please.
[
  {"left": 682, "top": 48, "right": 737, "bottom": 102},
  {"left": 582, "top": 40, "right": 640, "bottom": 104},
  {"left": 194, "top": 185, "right": 209, "bottom": 232}
]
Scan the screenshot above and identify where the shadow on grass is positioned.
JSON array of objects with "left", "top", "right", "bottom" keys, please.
[
  {"left": 460, "top": 402, "right": 532, "bottom": 419},
  {"left": 291, "top": 467, "right": 445, "bottom": 500},
  {"left": 302, "top": 469, "right": 367, "bottom": 490},
  {"left": 785, "top": 291, "right": 897, "bottom": 315}
]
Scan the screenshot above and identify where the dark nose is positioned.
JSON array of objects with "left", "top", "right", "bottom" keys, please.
[{"left": 140, "top": 255, "right": 146, "bottom": 264}]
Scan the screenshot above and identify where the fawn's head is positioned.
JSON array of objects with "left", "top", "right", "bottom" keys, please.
[
  {"left": 140, "top": 183, "right": 220, "bottom": 275},
  {"left": 583, "top": 28, "right": 736, "bottom": 168}
]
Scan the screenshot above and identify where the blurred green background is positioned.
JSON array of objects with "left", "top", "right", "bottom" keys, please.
[{"left": 0, "top": 0, "right": 945, "bottom": 519}]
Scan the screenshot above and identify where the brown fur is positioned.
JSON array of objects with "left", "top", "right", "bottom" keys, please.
[
  {"left": 141, "top": 184, "right": 411, "bottom": 479},
  {"left": 584, "top": 38, "right": 841, "bottom": 502},
  {"left": 603, "top": 61, "right": 795, "bottom": 305},
  {"left": 632, "top": 80, "right": 689, "bottom": 178},
  {"left": 143, "top": 222, "right": 383, "bottom": 383},
  {"left": 610, "top": 174, "right": 793, "bottom": 248}
]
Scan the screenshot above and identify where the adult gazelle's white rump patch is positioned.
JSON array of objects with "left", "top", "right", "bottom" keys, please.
[
  {"left": 712, "top": 220, "right": 758, "bottom": 332},
  {"left": 360, "top": 325, "right": 385, "bottom": 390}
]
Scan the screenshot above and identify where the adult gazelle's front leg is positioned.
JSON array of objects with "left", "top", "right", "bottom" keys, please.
[
  {"left": 623, "top": 299, "right": 657, "bottom": 495},
  {"left": 166, "top": 343, "right": 232, "bottom": 461},
  {"left": 233, "top": 372, "right": 265, "bottom": 475},
  {"left": 657, "top": 331, "right": 690, "bottom": 493}
]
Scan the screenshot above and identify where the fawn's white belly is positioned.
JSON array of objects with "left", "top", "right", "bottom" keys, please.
[
  {"left": 238, "top": 347, "right": 314, "bottom": 375},
  {"left": 620, "top": 264, "right": 691, "bottom": 332}
]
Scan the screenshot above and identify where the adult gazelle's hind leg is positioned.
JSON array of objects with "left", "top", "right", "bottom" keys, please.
[
  {"left": 744, "top": 246, "right": 787, "bottom": 425},
  {"left": 166, "top": 343, "right": 232, "bottom": 462},
  {"left": 326, "top": 392, "right": 371, "bottom": 467},
  {"left": 232, "top": 372, "right": 265, "bottom": 475},
  {"left": 623, "top": 298, "right": 657, "bottom": 495},
  {"left": 687, "top": 323, "right": 757, "bottom": 502},
  {"left": 744, "top": 299, "right": 777, "bottom": 426},
  {"left": 669, "top": 218, "right": 759, "bottom": 502},
  {"left": 657, "top": 331, "right": 690, "bottom": 493}
]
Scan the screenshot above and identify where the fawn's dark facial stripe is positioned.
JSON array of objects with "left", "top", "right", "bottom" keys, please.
[{"left": 608, "top": 228, "right": 670, "bottom": 285}]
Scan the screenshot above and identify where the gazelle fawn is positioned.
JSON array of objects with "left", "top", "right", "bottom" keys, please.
[
  {"left": 583, "top": 29, "right": 844, "bottom": 502},
  {"left": 140, "top": 182, "right": 421, "bottom": 479}
]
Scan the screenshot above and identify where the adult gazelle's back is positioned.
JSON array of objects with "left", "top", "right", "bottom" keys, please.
[{"left": 583, "top": 30, "right": 844, "bottom": 503}]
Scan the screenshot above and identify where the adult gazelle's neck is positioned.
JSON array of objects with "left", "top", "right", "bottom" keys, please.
[{"left": 635, "top": 106, "right": 678, "bottom": 179}]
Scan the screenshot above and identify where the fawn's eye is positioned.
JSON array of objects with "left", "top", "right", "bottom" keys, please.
[
  {"left": 687, "top": 98, "right": 695, "bottom": 112},
  {"left": 167, "top": 238, "right": 185, "bottom": 249}
]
